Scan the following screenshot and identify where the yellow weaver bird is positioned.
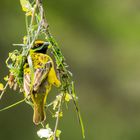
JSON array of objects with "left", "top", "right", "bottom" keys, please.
[{"left": 23, "top": 40, "right": 61, "bottom": 125}]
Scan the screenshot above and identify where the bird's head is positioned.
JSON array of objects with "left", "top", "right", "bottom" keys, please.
[{"left": 32, "top": 40, "right": 49, "bottom": 53}]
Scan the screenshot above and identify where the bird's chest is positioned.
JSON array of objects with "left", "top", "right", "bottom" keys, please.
[{"left": 31, "top": 53, "right": 49, "bottom": 69}]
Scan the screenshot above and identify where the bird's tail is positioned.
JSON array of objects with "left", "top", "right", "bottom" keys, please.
[
  {"left": 32, "top": 93, "right": 47, "bottom": 125},
  {"left": 33, "top": 102, "right": 46, "bottom": 125}
]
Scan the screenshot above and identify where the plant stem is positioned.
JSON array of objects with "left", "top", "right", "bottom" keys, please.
[
  {"left": 53, "top": 96, "right": 62, "bottom": 140},
  {"left": 0, "top": 98, "right": 26, "bottom": 111}
]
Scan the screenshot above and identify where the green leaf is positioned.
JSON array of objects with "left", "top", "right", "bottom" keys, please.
[
  {"left": 65, "top": 93, "right": 72, "bottom": 102},
  {"left": 56, "top": 129, "right": 61, "bottom": 138},
  {"left": 0, "top": 83, "right": 4, "bottom": 91},
  {"left": 4, "top": 76, "right": 9, "bottom": 81},
  {"left": 20, "top": 0, "right": 33, "bottom": 16},
  {"left": 46, "top": 124, "right": 49, "bottom": 128}
]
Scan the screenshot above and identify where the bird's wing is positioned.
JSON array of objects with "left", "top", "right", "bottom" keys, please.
[
  {"left": 24, "top": 61, "right": 51, "bottom": 96},
  {"left": 33, "top": 60, "right": 52, "bottom": 91},
  {"left": 24, "top": 53, "right": 53, "bottom": 96}
]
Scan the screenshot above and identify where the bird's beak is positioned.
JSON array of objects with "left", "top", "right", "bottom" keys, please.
[{"left": 44, "top": 42, "right": 49, "bottom": 46}]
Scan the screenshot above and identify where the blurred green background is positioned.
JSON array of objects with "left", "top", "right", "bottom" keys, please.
[{"left": 1, "top": 0, "right": 140, "bottom": 140}]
